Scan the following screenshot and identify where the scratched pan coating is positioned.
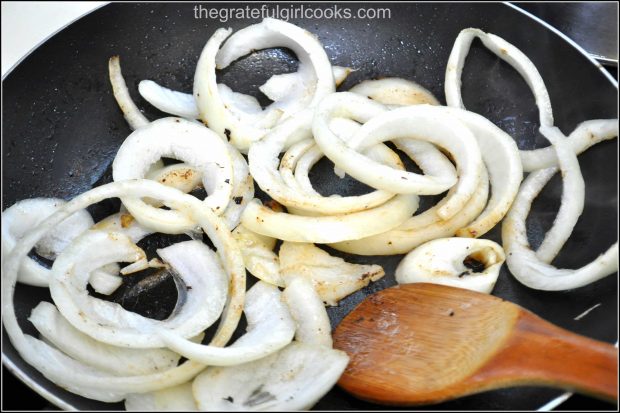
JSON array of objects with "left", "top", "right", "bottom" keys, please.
[{"left": 2, "top": 3, "right": 617, "bottom": 410}]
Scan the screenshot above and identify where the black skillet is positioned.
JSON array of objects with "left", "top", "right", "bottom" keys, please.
[{"left": 2, "top": 2, "right": 618, "bottom": 410}]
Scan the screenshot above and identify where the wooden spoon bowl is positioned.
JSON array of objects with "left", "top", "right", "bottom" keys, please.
[{"left": 333, "top": 283, "right": 617, "bottom": 406}]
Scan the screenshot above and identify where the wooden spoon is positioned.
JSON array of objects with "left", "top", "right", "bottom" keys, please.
[{"left": 333, "top": 283, "right": 617, "bottom": 406}]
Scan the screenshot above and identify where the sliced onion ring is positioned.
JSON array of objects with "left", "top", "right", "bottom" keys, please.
[
  {"left": 112, "top": 117, "right": 234, "bottom": 234},
  {"left": 445, "top": 28, "right": 553, "bottom": 128},
  {"left": 194, "top": 18, "right": 335, "bottom": 152},
  {"left": 29, "top": 302, "right": 182, "bottom": 376},
  {"left": 330, "top": 166, "right": 489, "bottom": 255},
  {"left": 313, "top": 93, "right": 460, "bottom": 197},
  {"left": 49, "top": 234, "right": 229, "bottom": 348},
  {"left": 395, "top": 237, "right": 505, "bottom": 294},
  {"left": 2, "top": 180, "right": 245, "bottom": 401},
  {"left": 158, "top": 282, "right": 295, "bottom": 366},
  {"left": 342, "top": 102, "right": 483, "bottom": 220},
  {"left": 1, "top": 198, "right": 107, "bottom": 288},
  {"left": 192, "top": 342, "right": 348, "bottom": 411},
  {"left": 109, "top": 56, "right": 150, "bottom": 130},
  {"left": 502, "top": 128, "right": 617, "bottom": 290},
  {"left": 520, "top": 119, "right": 618, "bottom": 172},
  {"left": 241, "top": 193, "right": 418, "bottom": 244}
]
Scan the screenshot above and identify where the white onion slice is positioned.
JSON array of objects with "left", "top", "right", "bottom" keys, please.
[
  {"left": 112, "top": 117, "right": 234, "bottom": 234},
  {"left": 249, "top": 111, "right": 402, "bottom": 214},
  {"left": 146, "top": 163, "right": 203, "bottom": 196},
  {"left": 158, "top": 282, "right": 295, "bottom": 366},
  {"left": 503, "top": 127, "right": 617, "bottom": 290},
  {"left": 241, "top": 193, "right": 418, "bottom": 243},
  {"left": 125, "top": 382, "right": 198, "bottom": 411},
  {"left": 520, "top": 119, "right": 618, "bottom": 172},
  {"left": 194, "top": 19, "right": 335, "bottom": 151},
  {"left": 313, "top": 93, "right": 462, "bottom": 198},
  {"left": 282, "top": 277, "right": 333, "bottom": 347},
  {"left": 260, "top": 66, "right": 353, "bottom": 102},
  {"left": 395, "top": 238, "right": 505, "bottom": 294},
  {"left": 221, "top": 141, "right": 255, "bottom": 230},
  {"left": 50, "top": 235, "right": 228, "bottom": 348},
  {"left": 91, "top": 211, "right": 153, "bottom": 243},
  {"left": 125, "top": 382, "right": 197, "bottom": 411},
  {"left": 533, "top": 127, "right": 584, "bottom": 263},
  {"left": 442, "top": 107, "right": 522, "bottom": 237},
  {"left": 503, "top": 167, "right": 618, "bottom": 290},
  {"left": 192, "top": 342, "right": 348, "bottom": 411},
  {"left": 445, "top": 28, "right": 553, "bottom": 128},
  {"left": 138, "top": 80, "right": 200, "bottom": 119},
  {"left": 108, "top": 56, "right": 150, "bottom": 130},
  {"left": 232, "top": 225, "right": 283, "bottom": 287},
  {"left": 345, "top": 78, "right": 517, "bottom": 235},
  {"left": 330, "top": 166, "right": 489, "bottom": 255},
  {"left": 29, "top": 302, "right": 181, "bottom": 376},
  {"left": 139, "top": 65, "right": 351, "bottom": 123},
  {"left": 2, "top": 198, "right": 94, "bottom": 287},
  {"left": 279, "top": 242, "right": 384, "bottom": 306},
  {"left": 340, "top": 101, "right": 483, "bottom": 219},
  {"left": 144, "top": 145, "right": 253, "bottom": 230},
  {"left": 2, "top": 180, "right": 245, "bottom": 400},
  {"left": 349, "top": 77, "right": 439, "bottom": 106}
]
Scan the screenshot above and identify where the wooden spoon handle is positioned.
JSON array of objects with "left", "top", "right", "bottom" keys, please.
[{"left": 474, "top": 309, "right": 618, "bottom": 403}]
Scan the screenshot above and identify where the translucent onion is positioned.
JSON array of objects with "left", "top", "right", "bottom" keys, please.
[
  {"left": 313, "top": 93, "right": 460, "bottom": 197},
  {"left": 49, "top": 235, "right": 229, "bottom": 348},
  {"left": 445, "top": 28, "right": 553, "bottom": 128},
  {"left": 341, "top": 102, "right": 484, "bottom": 220},
  {"left": 1, "top": 198, "right": 104, "bottom": 288},
  {"left": 502, "top": 128, "right": 617, "bottom": 290},
  {"left": 2, "top": 180, "right": 245, "bottom": 400},
  {"left": 29, "top": 302, "right": 182, "bottom": 376},
  {"left": 241, "top": 194, "right": 419, "bottom": 244},
  {"left": 330, "top": 167, "right": 489, "bottom": 255},
  {"left": 108, "top": 56, "right": 150, "bottom": 130},
  {"left": 112, "top": 117, "right": 234, "bottom": 234},
  {"left": 192, "top": 342, "right": 349, "bottom": 411},
  {"left": 395, "top": 238, "right": 505, "bottom": 294},
  {"left": 194, "top": 19, "right": 335, "bottom": 152},
  {"left": 282, "top": 277, "right": 333, "bottom": 347},
  {"left": 279, "top": 242, "right": 384, "bottom": 306},
  {"left": 158, "top": 282, "right": 295, "bottom": 366},
  {"left": 520, "top": 119, "right": 618, "bottom": 172}
]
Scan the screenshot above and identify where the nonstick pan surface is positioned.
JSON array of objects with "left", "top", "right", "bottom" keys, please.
[{"left": 2, "top": 2, "right": 618, "bottom": 410}]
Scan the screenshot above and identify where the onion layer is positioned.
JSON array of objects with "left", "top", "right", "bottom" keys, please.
[{"left": 395, "top": 238, "right": 505, "bottom": 294}]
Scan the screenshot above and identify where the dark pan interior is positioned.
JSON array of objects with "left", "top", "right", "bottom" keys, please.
[{"left": 2, "top": 3, "right": 617, "bottom": 410}]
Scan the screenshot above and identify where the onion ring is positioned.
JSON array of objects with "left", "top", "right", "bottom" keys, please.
[
  {"left": 49, "top": 234, "right": 229, "bottom": 348},
  {"left": 29, "top": 302, "right": 183, "bottom": 376},
  {"left": 313, "top": 93, "right": 463, "bottom": 199},
  {"left": 282, "top": 277, "right": 333, "bottom": 347},
  {"left": 108, "top": 56, "right": 150, "bottom": 130},
  {"left": 194, "top": 19, "right": 335, "bottom": 152},
  {"left": 340, "top": 102, "right": 483, "bottom": 219},
  {"left": 158, "top": 281, "right": 295, "bottom": 366},
  {"left": 502, "top": 128, "right": 617, "bottom": 290},
  {"left": 192, "top": 342, "right": 348, "bottom": 411},
  {"left": 2, "top": 180, "right": 245, "bottom": 400},
  {"left": 241, "top": 193, "right": 419, "bottom": 243},
  {"left": 395, "top": 237, "right": 505, "bottom": 294},
  {"left": 112, "top": 117, "right": 234, "bottom": 234},
  {"left": 445, "top": 28, "right": 553, "bottom": 128},
  {"left": 249, "top": 112, "right": 403, "bottom": 214},
  {"left": 1, "top": 198, "right": 108, "bottom": 288},
  {"left": 330, "top": 166, "right": 489, "bottom": 255},
  {"left": 520, "top": 119, "right": 618, "bottom": 172}
]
